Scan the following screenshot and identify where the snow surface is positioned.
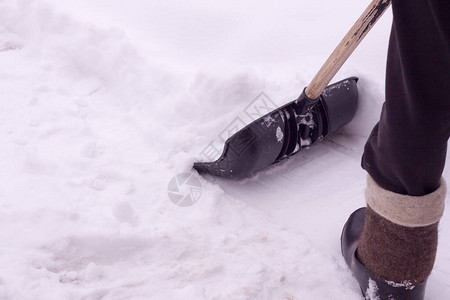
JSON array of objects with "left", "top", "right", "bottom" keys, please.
[
  {"left": 365, "top": 279, "right": 380, "bottom": 300},
  {"left": 0, "top": 0, "right": 449, "bottom": 299}
]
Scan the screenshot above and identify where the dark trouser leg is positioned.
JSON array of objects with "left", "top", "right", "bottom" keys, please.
[
  {"left": 354, "top": 0, "right": 449, "bottom": 288},
  {"left": 362, "top": 0, "right": 450, "bottom": 197}
]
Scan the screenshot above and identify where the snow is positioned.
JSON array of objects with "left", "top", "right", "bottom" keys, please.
[
  {"left": 276, "top": 127, "right": 283, "bottom": 143},
  {"left": 0, "top": 0, "right": 449, "bottom": 299},
  {"left": 386, "top": 280, "right": 415, "bottom": 290},
  {"left": 365, "top": 279, "right": 380, "bottom": 300}
]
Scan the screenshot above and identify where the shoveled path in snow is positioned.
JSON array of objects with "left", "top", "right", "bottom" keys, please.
[{"left": 217, "top": 130, "right": 450, "bottom": 299}]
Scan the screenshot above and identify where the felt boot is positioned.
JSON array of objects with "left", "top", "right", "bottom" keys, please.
[{"left": 341, "top": 177, "right": 446, "bottom": 299}]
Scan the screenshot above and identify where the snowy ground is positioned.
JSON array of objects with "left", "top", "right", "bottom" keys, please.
[{"left": 0, "top": 0, "right": 449, "bottom": 299}]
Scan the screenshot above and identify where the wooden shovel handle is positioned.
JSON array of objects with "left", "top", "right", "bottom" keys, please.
[{"left": 305, "top": 0, "right": 391, "bottom": 100}]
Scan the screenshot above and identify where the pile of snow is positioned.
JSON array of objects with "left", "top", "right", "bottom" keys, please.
[{"left": 0, "top": 0, "right": 448, "bottom": 299}]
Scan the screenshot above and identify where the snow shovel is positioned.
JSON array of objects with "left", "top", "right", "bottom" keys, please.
[{"left": 194, "top": 0, "right": 391, "bottom": 179}]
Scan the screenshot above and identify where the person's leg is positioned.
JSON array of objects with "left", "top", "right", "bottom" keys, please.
[
  {"left": 362, "top": 0, "right": 450, "bottom": 197},
  {"left": 344, "top": 0, "right": 449, "bottom": 295}
]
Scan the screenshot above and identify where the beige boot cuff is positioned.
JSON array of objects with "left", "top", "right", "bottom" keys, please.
[{"left": 366, "top": 176, "right": 446, "bottom": 227}]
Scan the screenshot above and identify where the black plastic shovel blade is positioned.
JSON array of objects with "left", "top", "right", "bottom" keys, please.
[{"left": 194, "top": 77, "right": 358, "bottom": 179}]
